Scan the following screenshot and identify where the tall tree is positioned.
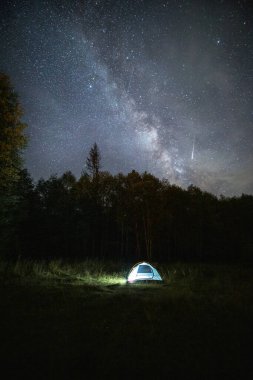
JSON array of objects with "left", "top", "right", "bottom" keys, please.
[
  {"left": 86, "top": 142, "right": 101, "bottom": 180},
  {"left": 0, "top": 73, "right": 27, "bottom": 190},
  {"left": 0, "top": 73, "right": 27, "bottom": 256}
]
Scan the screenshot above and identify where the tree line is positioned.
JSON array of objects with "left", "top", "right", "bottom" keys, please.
[{"left": 1, "top": 73, "right": 253, "bottom": 262}]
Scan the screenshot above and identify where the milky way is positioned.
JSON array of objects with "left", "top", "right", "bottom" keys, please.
[{"left": 1, "top": 0, "right": 253, "bottom": 196}]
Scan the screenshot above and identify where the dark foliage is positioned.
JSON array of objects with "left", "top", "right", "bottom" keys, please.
[
  {"left": 5, "top": 166, "right": 252, "bottom": 262},
  {"left": 0, "top": 73, "right": 27, "bottom": 256}
]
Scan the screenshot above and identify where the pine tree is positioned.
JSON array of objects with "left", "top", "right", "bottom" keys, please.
[{"left": 86, "top": 142, "right": 101, "bottom": 180}]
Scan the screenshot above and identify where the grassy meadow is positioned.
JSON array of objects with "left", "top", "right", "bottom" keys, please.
[{"left": 0, "top": 259, "right": 252, "bottom": 379}]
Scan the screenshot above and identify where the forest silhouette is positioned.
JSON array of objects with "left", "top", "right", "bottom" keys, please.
[{"left": 2, "top": 164, "right": 252, "bottom": 262}]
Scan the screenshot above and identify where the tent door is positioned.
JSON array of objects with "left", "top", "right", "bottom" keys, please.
[{"left": 136, "top": 264, "right": 154, "bottom": 279}]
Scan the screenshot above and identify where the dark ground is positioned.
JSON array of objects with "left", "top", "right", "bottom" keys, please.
[{"left": 0, "top": 264, "right": 253, "bottom": 379}]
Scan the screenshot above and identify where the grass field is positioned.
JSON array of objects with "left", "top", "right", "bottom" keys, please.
[{"left": 0, "top": 259, "right": 252, "bottom": 379}]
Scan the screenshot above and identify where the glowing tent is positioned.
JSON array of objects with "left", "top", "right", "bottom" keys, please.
[{"left": 127, "top": 262, "right": 162, "bottom": 283}]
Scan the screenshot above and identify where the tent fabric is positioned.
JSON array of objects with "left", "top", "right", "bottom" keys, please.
[{"left": 127, "top": 262, "right": 162, "bottom": 283}]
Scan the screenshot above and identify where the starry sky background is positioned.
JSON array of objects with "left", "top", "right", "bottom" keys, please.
[{"left": 0, "top": 0, "right": 253, "bottom": 196}]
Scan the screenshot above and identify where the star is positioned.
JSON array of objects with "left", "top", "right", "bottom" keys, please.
[{"left": 0, "top": 0, "right": 252, "bottom": 196}]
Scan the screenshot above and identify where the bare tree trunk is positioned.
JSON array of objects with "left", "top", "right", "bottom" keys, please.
[
  {"left": 143, "top": 207, "right": 152, "bottom": 261},
  {"left": 120, "top": 221, "right": 124, "bottom": 258},
  {"left": 135, "top": 222, "right": 141, "bottom": 259}
]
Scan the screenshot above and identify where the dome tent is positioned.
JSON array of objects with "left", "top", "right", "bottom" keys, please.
[{"left": 127, "top": 262, "right": 162, "bottom": 283}]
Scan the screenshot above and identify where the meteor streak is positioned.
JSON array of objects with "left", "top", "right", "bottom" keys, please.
[{"left": 191, "top": 137, "right": 195, "bottom": 160}]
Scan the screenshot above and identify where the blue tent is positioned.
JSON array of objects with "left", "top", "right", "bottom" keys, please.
[{"left": 127, "top": 262, "right": 162, "bottom": 283}]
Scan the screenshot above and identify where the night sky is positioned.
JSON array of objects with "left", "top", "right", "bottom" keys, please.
[{"left": 1, "top": 0, "right": 253, "bottom": 196}]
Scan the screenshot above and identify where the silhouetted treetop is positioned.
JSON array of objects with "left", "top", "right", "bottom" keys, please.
[{"left": 86, "top": 142, "right": 101, "bottom": 180}]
